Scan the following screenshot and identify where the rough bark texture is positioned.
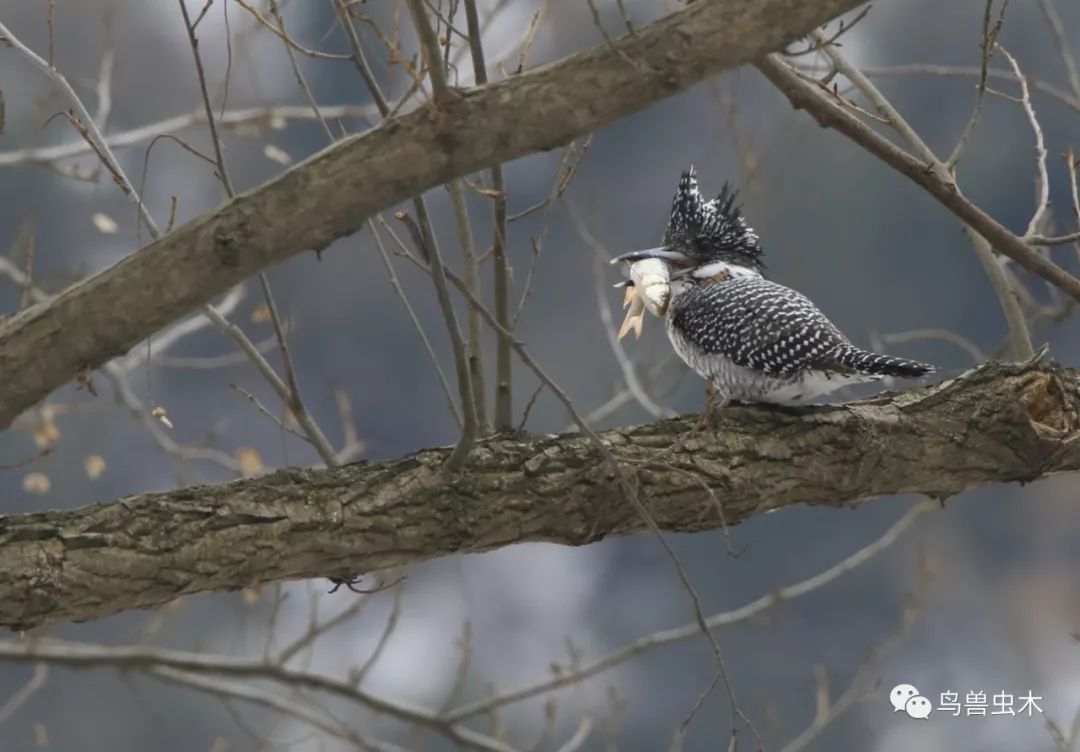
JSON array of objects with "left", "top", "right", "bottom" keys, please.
[
  {"left": 1, "top": 360, "right": 1077, "bottom": 631},
  {"left": 0, "top": 0, "right": 868, "bottom": 429}
]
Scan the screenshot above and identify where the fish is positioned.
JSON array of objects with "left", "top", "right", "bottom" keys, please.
[{"left": 614, "top": 257, "right": 671, "bottom": 340}]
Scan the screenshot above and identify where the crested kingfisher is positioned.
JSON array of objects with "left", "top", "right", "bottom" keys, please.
[{"left": 611, "top": 167, "right": 935, "bottom": 410}]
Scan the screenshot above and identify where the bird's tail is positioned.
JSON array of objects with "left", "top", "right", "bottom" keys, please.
[{"left": 835, "top": 346, "right": 936, "bottom": 378}]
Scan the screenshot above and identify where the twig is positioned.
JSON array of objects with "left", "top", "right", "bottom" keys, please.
[
  {"left": 964, "top": 226, "right": 1034, "bottom": 360},
  {"left": 0, "top": 664, "right": 47, "bottom": 726},
  {"left": 447, "top": 181, "right": 489, "bottom": 431},
  {"left": 149, "top": 666, "right": 409, "bottom": 752},
  {"left": 0, "top": 104, "right": 375, "bottom": 167},
  {"left": 0, "top": 19, "right": 160, "bottom": 235},
  {"left": 347, "top": 0, "right": 482, "bottom": 444},
  {"left": 757, "top": 54, "right": 1044, "bottom": 358},
  {"left": 332, "top": 0, "right": 391, "bottom": 115},
  {"left": 555, "top": 716, "right": 594, "bottom": 752},
  {"left": 354, "top": 579, "right": 405, "bottom": 687},
  {"left": 0, "top": 639, "right": 518, "bottom": 752},
  {"left": 811, "top": 29, "right": 940, "bottom": 165},
  {"left": 879, "top": 328, "right": 985, "bottom": 364},
  {"left": 230, "top": 384, "right": 309, "bottom": 441},
  {"left": 945, "top": 0, "right": 1010, "bottom": 168},
  {"left": 277, "top": 590, "right": 377, "bottom": 664},
  {"left": 404, "top": 2, "right": 489, "bottom": 441},
  {"left": 267, "top": 0, "right": 335, "bottom": 141},
  {"left": 395, "top": 212, "right": 479, "bottom": 470},
  {"left": 1046, "top": 705, "right": 1080, "bottom": 752},
  {"left": 575, "top": 355, "right": 685, "bottom": 429},
  {"left": 779, "top": 553, "right": 929, "bottom": 752},
  {"left": 464, "top": 0, "right": 514, "bottom": 431},
  {"left": 232, "top": 0, "right": 352, "bottom": 60},
  {"left": 203, "top": 304, "right": 337, "bottom": 465},
  {"left": 411, "top": 257, "right": 760, "bottom": 744},
  {"left": 406, "top": 0, "right": 452, "bottom": 101},
  {"left": 180, "top": 0, "right": 339, "bottom": 466},
  {"left": 995, "top": 46, "right": 1051, "bottom": 239},
  {"left": 94, "top": 48, "right": 115, "bottom": 130},
  {"left": 369, "top": 219, "right": 462, "bottom": 428},
  {"left": 116, "top": 285, "right": 246, "bottom": 372},
  {"left": 782, "top": 6, "right": 871, "bottom": 56},
  {"left": 0, "top": 254, "right": 242, "bottom": 471},
  {"left": 1037, "top": 0, "right": 1080, "bottom": 103},
  {"left": 332, "top": 385, "right": 365, "bottom": 464},
  {"left": 1025, "top": 231, "right": 1080, "bottom": 246},
  {"left": 1068, "top": 148, "right": 1080, "bottom": 266},
  {"left": 446, "top": 500, "right": 931, "bottom": 721},
  {"left": 861, "top": 63, "right": 1080, "bottom": 114}
]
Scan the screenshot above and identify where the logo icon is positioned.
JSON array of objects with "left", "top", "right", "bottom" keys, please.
[{"left": 890, "top": 684, "right": 932, "bottom": 719}]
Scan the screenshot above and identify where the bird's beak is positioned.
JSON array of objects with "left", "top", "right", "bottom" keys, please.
[{"left": 609, "top": 247, "right": 691, "bottom": 265}]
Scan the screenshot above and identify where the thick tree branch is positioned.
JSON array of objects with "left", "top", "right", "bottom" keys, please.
[
  {"left": 0, "top": 0, "right": 866, "bottom": 429},
  {"left": 1, "top": 360, "right": 1077, "bottom": 631}
]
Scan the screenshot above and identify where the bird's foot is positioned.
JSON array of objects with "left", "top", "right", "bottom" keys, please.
[
  {"left": 693, "top": 380, "right": 728, "bottom": 431},
  {"left": 694, "top": 409, "right": 714, "bottom": 432}
]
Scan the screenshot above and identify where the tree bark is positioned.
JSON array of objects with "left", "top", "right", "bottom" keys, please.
[
  {"left": 0, "top": 0, "right": 868, "bottom": 429},
  {"left": 1, "top": 359, "right": 1076, "bottom": 631}
]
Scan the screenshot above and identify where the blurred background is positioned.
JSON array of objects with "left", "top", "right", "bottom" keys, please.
[{"left": 1, "top": 0, "right": 1080, "bottom": 749}]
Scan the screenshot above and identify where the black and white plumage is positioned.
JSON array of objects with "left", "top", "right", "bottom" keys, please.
[{"left": 613, "top": 167, "right": 935, "bottom": 405}]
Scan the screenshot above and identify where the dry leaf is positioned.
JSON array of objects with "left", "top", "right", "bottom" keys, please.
[
  {"left": 242, "top": 586, "right": 262, "bottom": 605},
  {"left": 91, "top": 212, "right": 119, "bottom": 234},
  {"left": 84, "top": 454, "right": 106, "bottom": 479},
  {"left": 236, "top": 447, "right": 264, "bottom": 478},
  {"left": 263, "top": 144, "right": 292, "bottom": 165},
  {"left": 152, "top": 406, "right": 174, "bottom": 429},
  {"left": 250, "top": 304, "right": 271, "bottom": 323},
  {"left": 34, "top": 420, "right": 60, "bottom": 448},
  {"left": 23, "top": 472, "right": 51, "bottom": 494}
]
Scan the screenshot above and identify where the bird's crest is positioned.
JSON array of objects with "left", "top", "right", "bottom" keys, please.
[{"left": 663, "top": 166, "right": 764, "bottom": 273}]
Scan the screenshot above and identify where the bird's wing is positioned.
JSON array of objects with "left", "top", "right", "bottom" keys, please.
[{"left": 670, "top": 277, "right": 854, "bottom": 377}]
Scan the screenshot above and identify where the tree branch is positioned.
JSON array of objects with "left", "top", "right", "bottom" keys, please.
[
  {"left": 755, "top": 54, "right": 1080, "bottom": 302},
  {"left": 0, "top": 0, "right": 867, "bottom": 429},
  {"left": 1, "top": 359, "right": 1077, "bottom": 631}
]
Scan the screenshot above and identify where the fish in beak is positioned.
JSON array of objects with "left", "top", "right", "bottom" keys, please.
[{"left": 611, "top": 252, "right": 676, "bottom": 340}]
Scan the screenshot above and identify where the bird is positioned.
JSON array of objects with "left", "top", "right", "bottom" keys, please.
[{"left": 610, "top": 167, "right": 935, "bottom": 416}]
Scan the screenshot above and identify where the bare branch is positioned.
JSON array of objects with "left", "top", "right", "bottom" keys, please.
[
  {"left": 232, "top": 0, "right": 352, "bottom": 61},
  {"left": 945, "top": 0, "right": 1010, "bottom": 168},
  {"left": 0, "top": 640, "right": 516, "bottom": 752},
  {"left": 0, "top": 19, "right": 160, "bottom": 235},
  {"left": 463, "top": 0, "right": 513, "bottom": 431},
  {"left": 369, "top": 220, "right": 463, "bottom": 428},
  {"left": 150, "top": 666, "right": 409, "bottom": 752},
  {"left": 0, "top": 0, "right": 869, "bottom": 429},
  {"left": 394, "top": 212, "right": 479, "bottom": 470},
  {"left": 1037, "top": 0, "right": 1080, "bottom": 103},
  {"left": 861, "top": 64, "right": 1080, "bottom": 115},
  {"left": 447, "top": 500, "right": 931, "bottom": 720},
  {"left": 0, "top": 104, "right": 375, "bottom": 167},
  {"left": 0, "top": 664, "right": 47, "bottom": 726},
  {"left": 994, "top": 46, "right": 1051, "bottom": 239},
  {"left": 759, "top": 56, "right": 1075, "bottom": 324},
  {"left": 178, "top": 1, "right": 339, "bottom": 466}
]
